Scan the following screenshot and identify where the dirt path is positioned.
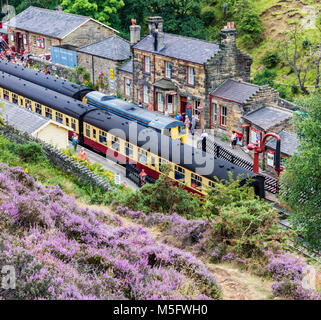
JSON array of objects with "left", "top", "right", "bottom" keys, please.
[{"left": 79, "top": 202, "right": 274, "bottom": 300}]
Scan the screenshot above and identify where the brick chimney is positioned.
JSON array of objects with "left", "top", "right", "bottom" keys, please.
[
  {"left": 220, "top": 21, "right": 237, "bottom": 50},
  {"left": 147, "top": 16, "right": 164, "bottom": 52},
  {"left": 130, "top": 19, "right": 141, "bottom": 45}
]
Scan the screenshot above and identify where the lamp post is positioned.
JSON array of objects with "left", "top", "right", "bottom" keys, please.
[
  {"left": 99, "top": 72, "right": 104, "bottom": 91},
  {"left": 197, "top": 104, "right": 203, "bottom": 136}
]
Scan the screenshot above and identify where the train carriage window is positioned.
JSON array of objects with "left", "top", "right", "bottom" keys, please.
[
  {"left": 150, "top": 155, "right": 157, "bottom": 168},
  {"left": 125, "top": 142, "right": 133, "bottom": 157},
  {"left": 208, "top": 181, "right": 216, "bottom": 189},
  {"left": 65, "top": 117, "right": 70, "bottom": 127},
  {"left": 45, "top": 107, "right": 52, "bottom": 119},
  {"left": 93, "top": 129, "right": 97, "bottom": 140},
  {"left": 71, "top": 119, "right": 76, "bottom": 131},
  {"left": 191, "top": 173, "right": 202, "bottom": 190},
  {"left": 111, "top": 136, "right": 120, "bottom": 151},
  {"left": 99, "top": 130, "right": 107, "bottom": 145},
  {"left": 85, "top": 124, "right": 91, "bottom": 137},
  {"left": 56, "top": 112, "right": 63, "bottom": 124},
  {"left": 25, "top": 99, "right": 32, "bottom": 109},
  {"left": 138, "top": 149, "right": 148, "bottom": 164},
  {"left": 3, "top": 90, "right": 9, "bottom": 100},
  {"left": 175, "top": 165, "right": 185, "bottom": 181},
  {"left": 12, "top": 94, "right": 18, "bottom": 104},
  {"left": 159, "top": 158, "right": 169, "bottom": 172},
  {"left": 19, "top": 98, "right": 24, "bottom": 106},
  {"left": 35, "top": 103, "right": 42, "bottom": 114}
]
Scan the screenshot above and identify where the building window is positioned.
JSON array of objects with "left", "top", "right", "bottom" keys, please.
[
  {"left": 193, "top": 100, "right": 200, "bottom": 118},
  {"left": 167, "top": 95, "right": 174, "bottom": 114},
  {"left": 56, "top": 112, "right": 63, "bottom": 124},
  {"left": 220, "top": 105, "right": 227, "bottom": 127},
  {"left": 143, "top": 85, "right": 149, "bottom": 104},
  {"left": 187, "top": 67, "right": 194, "bottom": 85},
  {"left": 124, "top": 78, "right": 131, "bottom": 97},
  {"left": 144, "top": 56, "right": 150, "bottom": 73},
  {"left": 137, "top": 89, "right": 142, "bottom": 102},
  {"left": 45, "top": 107, "right": 52, "bottom": 119},
  {"left": 37, "top": 37, "right": 45, "bottom": 48},
  {"left": 23, "top": 34, "right": 28, "bottom": 45},
  {"left": 85, "top": 124, "right": 91, "bottom": 137},
  {"left": 157, "top": 93, "right": 164, "bottom": 112},
  {"left": 212, "top": 102, "right": 218, "bottom": 123},
  {"left": 165, "top": 61, "right": 172, "bottom": 79}
]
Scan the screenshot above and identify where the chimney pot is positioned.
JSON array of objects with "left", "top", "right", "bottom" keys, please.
[{"left": 130, "top": 21, "right": 141, "bottom": 45}]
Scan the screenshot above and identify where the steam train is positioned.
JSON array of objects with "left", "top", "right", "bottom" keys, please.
[
  {"left": 0, "top": 60, "right": 187, "bottom": 143},
  {"left": 0, "top": 70, "right": 265, "bottom": 197}
]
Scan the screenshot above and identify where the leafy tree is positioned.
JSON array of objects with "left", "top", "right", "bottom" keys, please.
[
  {"left": 280, "top": 90, "right": 321, "bottom": 251},
  {"left": 279, "top": 24, "right": 311, "bottom": 95},
  {"left": 118, "top": 0, "right": 205, "bottom": 40},
  {"left": 253, "top": 68, "right": 277, "bottom": 87},
  {"left": 61, "top": 0, "right": 124, "bottom": 26},
  {"left": 261, "top": 50, "right": 280, "bottom": 68},
  {"left": 238, "top": 8, "right": 265, "bottom": 48}
]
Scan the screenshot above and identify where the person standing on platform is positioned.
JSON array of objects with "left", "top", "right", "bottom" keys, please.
[
  {"left": 191, "top": 115, "right": 196, "bottom": 136},
  {"left": 201, "top": 129, "right": 208, "bottom": 152},
  {"left": 72, "top": 132, "right": 79, "bottom": 152}
]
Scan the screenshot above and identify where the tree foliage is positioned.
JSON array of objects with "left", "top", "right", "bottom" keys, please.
[
  {"left": 61, "top": 0, "right": 124, "bottom": 25},
  {"left": 280, "top": 90, "right": 321, "bottom": 251}
]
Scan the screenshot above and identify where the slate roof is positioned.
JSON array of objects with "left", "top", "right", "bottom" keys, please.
[
  {"left": 153, "top": 78, "right": 177, "bottom": 90},
  {"left": 6, "top": 6, "right": 117, "bottom": 39},
  {"left": 242, "top": 107, "right": 293, "bottom": 131},
  {"left": 1, "top": 100, "right": 49, "bottom": 134},
  {"left": 133, "top": 33, "right": 220, "bottom": 64},
  {"left": 117, "top": 58, "right": 133, "bottom": 74},
  {"left": 210, "top": 80, "right": 261, "bottom": 104},
  {"left": 77, "top": 35, "right": 130, "bottom": 61},
  {"left": 266, "top": 130, "right": 298, "bottom": 156}
]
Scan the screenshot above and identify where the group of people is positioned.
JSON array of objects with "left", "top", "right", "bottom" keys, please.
[{"left": 176, "top": 113, "right": 197, "bottom": 136}]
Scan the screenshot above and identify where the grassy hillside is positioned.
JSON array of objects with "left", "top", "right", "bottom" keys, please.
[{"left": 244, "top": 0, "right": 321, "bottom": 97}]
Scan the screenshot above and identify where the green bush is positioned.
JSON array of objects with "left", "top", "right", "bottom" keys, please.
[
  {"left": 9, "top": 142, "right": 44, "bottom": 163},
  {"left": 261, "top": 51, "right": 280, "bottom": 68}
]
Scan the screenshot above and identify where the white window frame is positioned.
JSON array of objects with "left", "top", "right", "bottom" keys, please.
[
  {"left": 125, "top": 78, "right": 131, "bottom": 97},
  {"left": 144, "top": 56, "right": 150, "bottom": 73},
  {"left": 188, "top": 66, "right": 194, "bottom": 85},
  {"left": 143, "top": 85, "right": 149, "bottom": 104},
  {"left": 157, "top": 93, "right": 164, "bottom": 112},
  {"left": 165, "top": 61, "right": 172, "bottom": 79}
]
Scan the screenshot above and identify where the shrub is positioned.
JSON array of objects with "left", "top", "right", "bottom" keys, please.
[
  {"left": 261, "top": 51, "right": 280, "bottom": 68},
  {"left": 9, "top": 142, "right": 44, "bottom": 163}
]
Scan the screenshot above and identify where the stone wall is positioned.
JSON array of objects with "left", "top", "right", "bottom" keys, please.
[
  {"left": 117, "top": 69, "right": 133, "bottom": 98},
  {"left": 0, "top": 125, "right": 111, "bottom": 192},
  {"left": 8, "top": 27, "right": 61, "bottom": 55},
  {"left": 132, "top": 49, "right": 206, "bottom": 115},
  {"left": 28, "top": 56, "right": 75, "bottom": 78},
  {"left": 77, "top": 52, "right": 125, "bottom": 93},
  {"left": 62, "top": 20, "right": 115, "bottom": 48}
]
